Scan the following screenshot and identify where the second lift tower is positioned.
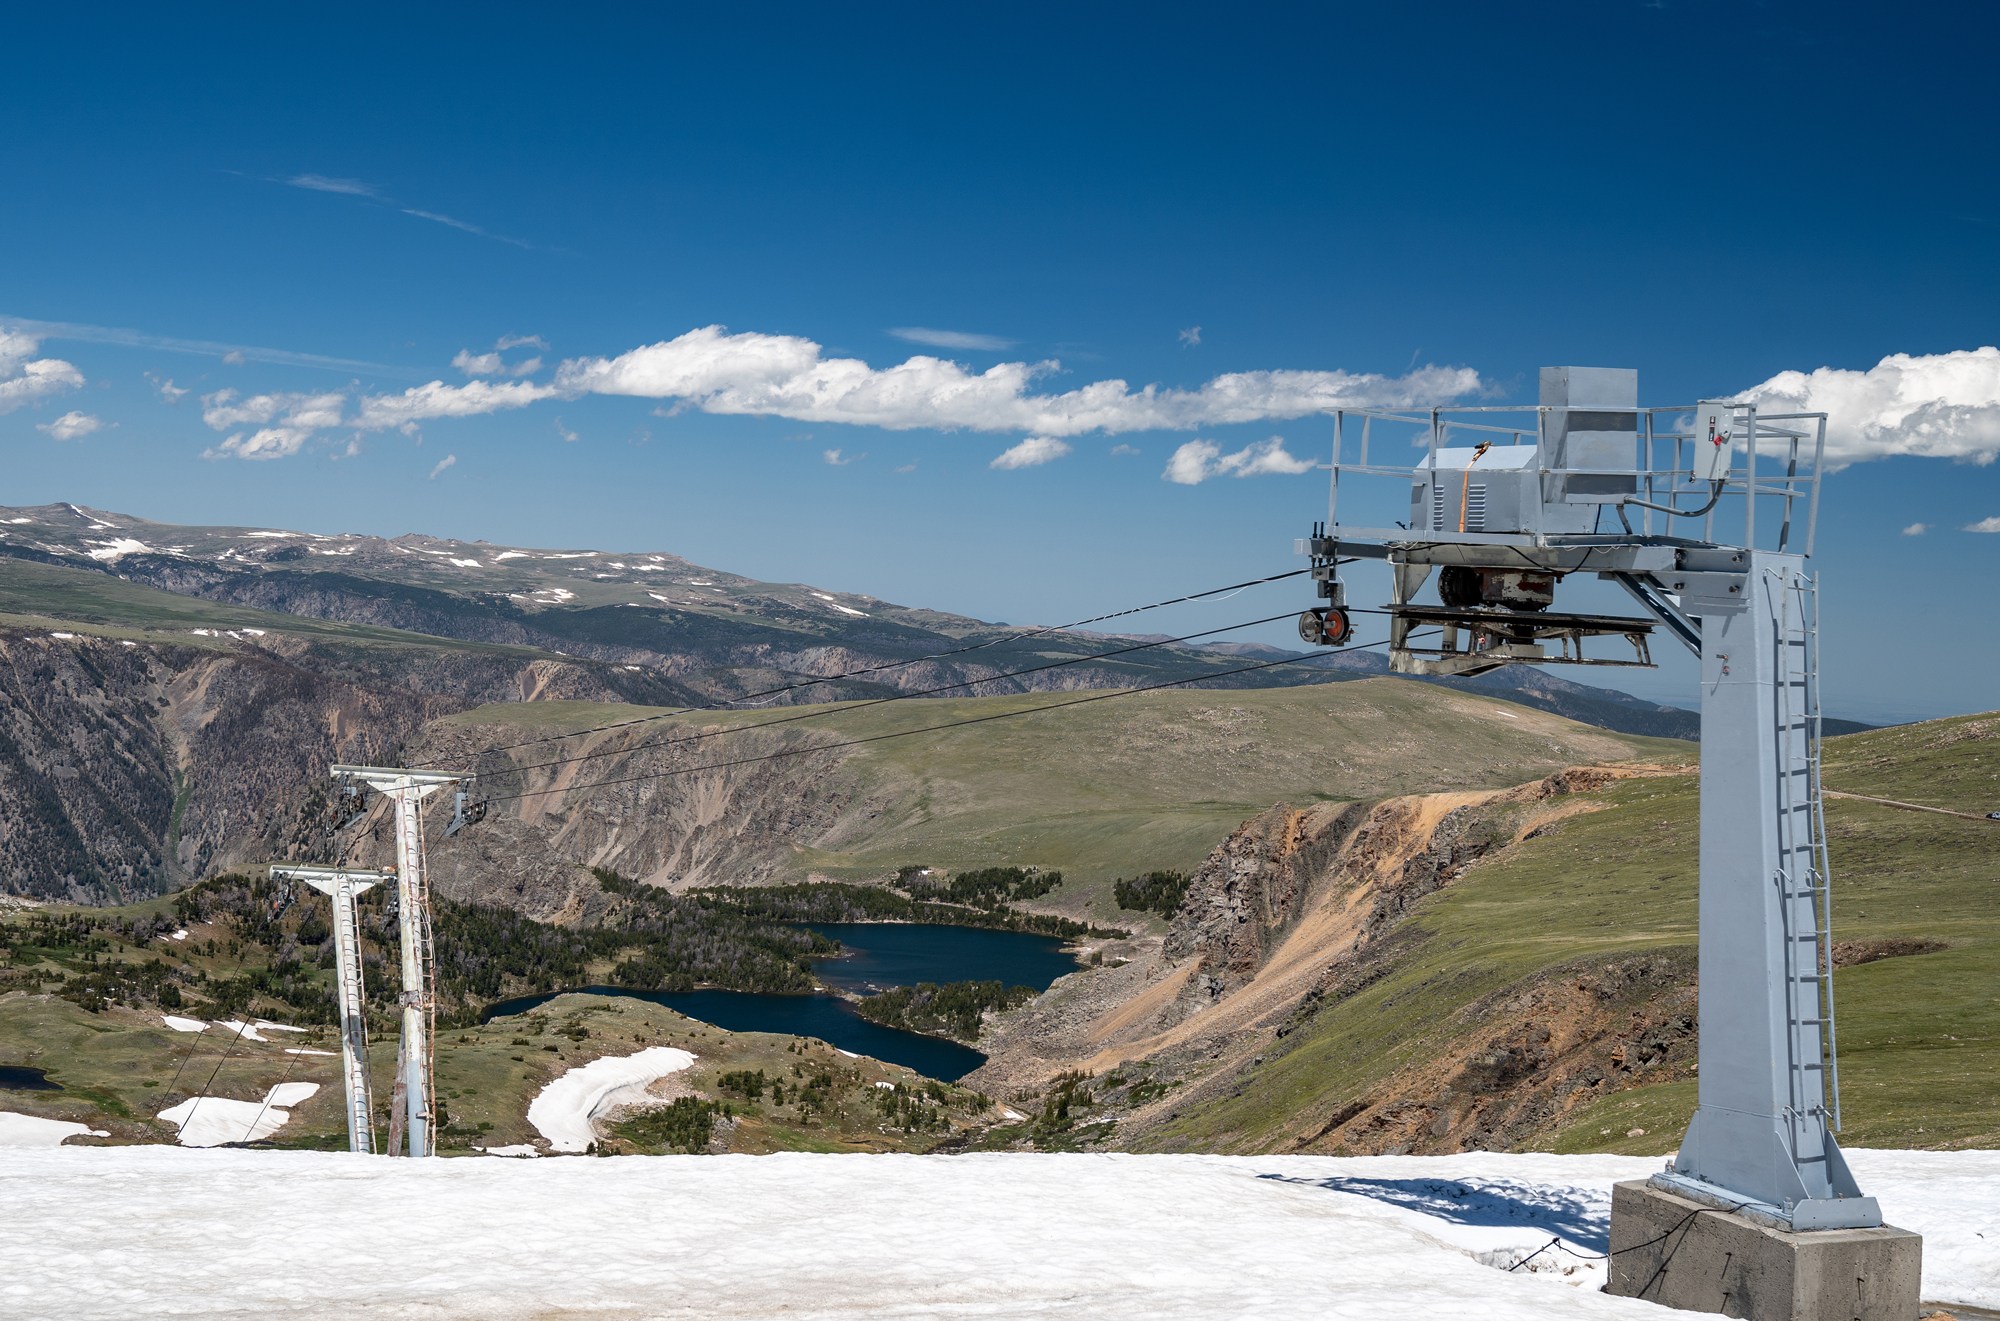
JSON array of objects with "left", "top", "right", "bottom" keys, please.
[{"left": 331, "top": 764, "right": 467, "bottom": 1158}]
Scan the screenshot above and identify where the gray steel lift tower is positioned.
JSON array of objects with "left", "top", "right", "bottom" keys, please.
[
  {"left": 329, "top": 765, "right": 467, "bottom": 1158},
  {"left": 266, "top": 864, "right": 390, "bottom": 1153},
  {"left": 1299, "top": 369, "right": 1919, "bottom": 1320}
]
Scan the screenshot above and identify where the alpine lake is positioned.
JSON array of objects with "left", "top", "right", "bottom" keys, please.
[{"left": 480, "top": 922, "right": 1082, "bottom": 1081}]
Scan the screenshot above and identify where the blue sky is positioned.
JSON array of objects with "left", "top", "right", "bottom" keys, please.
[{"left": 3, "top": 2, "right": 1997, "bottom": 723}]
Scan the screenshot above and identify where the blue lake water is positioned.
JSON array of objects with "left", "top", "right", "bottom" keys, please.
[
  {"left": 806, "top": 922, "right": 1079, "bottom": 994},
  {"left": 481, "top": 922, "right": 1080, "bottom": 1082},
  {"left": 0, "top": 1065, "right": 61, "bottom": 1091}
]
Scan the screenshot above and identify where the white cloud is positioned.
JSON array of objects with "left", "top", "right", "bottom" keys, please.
[
  {"left": 199, "top": 388, "right": 348, "bottom": 461},
  {"left": 201, "top": 388, "right": 345, "bottom": 431},
  {"left": 1738, "top": 347, "right": 2000, "bottom": 468},
  {"left": 287, "top": 174, "right": 378, "bottom": 197},
  {"left": 823, "top": 447, "right": 859, "bottom": 466},
  {"left": 1109, "top": 443, "right": 1141, "bottom": 456},
  {"left": 428, "top": 454, "right": 457, "bottom": 480},
  {"left": 557, "top": 325, "right": 1481, "bottom": 437},
  {"left": 279, "top": 174, "right": 533, "bottom": 249},
  {"left": 888, "top": 327, "right": 1018, "bottom": 351},
  {"left": 352, "top": 379, "right": 557, "bottom": 431},
  {"left": 203, "top": 426, "right": 319, "bottom": 461},
  {"left": 1902, "top": 522, "right": 1928, "bottom": 536},
  {"left": 1179, "top": 326, "right": 1202, "bottom": 348},
  {"left": 37, "top": 411, "right": 105, "bottom": 441},
  {"left": 1967, "top": 517, "right": 2000, "bottom": 533},
  {"left": 1163, "top": 435, "right": 1317, "bottom": 485},
  {"left": 0, "top": 330, "right": 84, "bottom": 414},
  {"left": 3, "top": 315, "right": 407, "bottom": 375},
  {"left": 497, "top": 334, "right": 548, "bottom": 351},
  {"left": 554, "top": 418, "right": 580, "bottom": 443},
  {"left": 509, "top": 356, "right": 543, "bottom": 377},
  {"left": 453, "top": 349, "right": 504, "bottom": 376},
  {"left": 990, "top": 436, "right": 1071, "bottom": 470},
  {"left": 148, "top": 373, "right": 188, "bottom": 401}
]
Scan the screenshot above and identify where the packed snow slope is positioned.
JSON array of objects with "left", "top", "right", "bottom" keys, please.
[{"left": 1, "top": 1148, "right": 1991, "bottom": 1320}]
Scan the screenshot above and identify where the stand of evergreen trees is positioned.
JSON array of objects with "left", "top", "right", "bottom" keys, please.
[{"left": 852, "top": 979, "right": 1036, "bottom": 1042}]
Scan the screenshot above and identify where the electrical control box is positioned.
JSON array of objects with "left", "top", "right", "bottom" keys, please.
[{"left": 1693, "top": 400, "right": 1734, "bottom": 482}]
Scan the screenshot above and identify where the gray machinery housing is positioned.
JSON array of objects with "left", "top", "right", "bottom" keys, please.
[{"left": 1300, "top": 367, "right": 1880, "bottom": 1233}]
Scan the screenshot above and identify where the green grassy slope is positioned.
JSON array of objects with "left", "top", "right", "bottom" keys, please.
[
  {"left": 1150, "top": 714, "right": 2000, "bottom": 1153},
  {"left": 0, "top": 556, "right": 546, "bottom": 656},
  {"left": 452, "top": 680, "right": 1684, "bottom": 920}
]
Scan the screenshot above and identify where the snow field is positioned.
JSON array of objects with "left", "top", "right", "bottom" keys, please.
[
  {"left": 0, "top": 1112, "right": 107, "bottom": 1148},
  {"left": 525, "top": 1046, "right": 697, "bottom": 1152},
  {"left": 0, "top": 1149, "right": 1990, "bottom": 1320},
  {"left": 155, "top": 1083, "right": 320, "bottom": 1146}
]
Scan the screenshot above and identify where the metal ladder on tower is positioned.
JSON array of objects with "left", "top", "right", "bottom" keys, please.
[{"left": 1770, "top": 566, "right": 1844, "bottom": 1173}]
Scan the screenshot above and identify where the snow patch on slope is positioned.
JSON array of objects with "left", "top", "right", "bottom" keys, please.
[
  {"left": 526, "top": 1047, "right": 696, "bottom": 1152},
  {"left": 0, "top": 1112, "right": 107, "bottom": 1148},
  {"left": 156, "top": 1083, "right": 320, "bottom": 1146}
]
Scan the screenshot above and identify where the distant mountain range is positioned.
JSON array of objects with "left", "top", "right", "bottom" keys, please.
[{"left": 0, "top": 502, "right": 1728, "bottom": 739}]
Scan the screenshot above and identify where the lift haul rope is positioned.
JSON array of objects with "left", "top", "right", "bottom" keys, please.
[
  {"left": 489, "top": 566, "right": 1317, "bottom": 751},
  {"left": 482, "top": 632, "right": 1422, "bottom": 807},
  {"left": 486, "top": 607, "right": 1330, "bottom": 779}
]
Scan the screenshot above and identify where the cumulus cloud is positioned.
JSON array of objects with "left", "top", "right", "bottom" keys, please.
[
  {"left": 199, "top": 388, "right": 348, "bottom": 458},
  {"left": 36, "top": 411, "right": 105, "bottom": 441},
  {"left": 888, "top": 327, "right": 1017, "bottom": 351},
  {"left": 990, "top": 436, "right": 1072, "bottom": 470},
  {"left": 0, "top": 330, "right": 84, "bottom": 414},
  {"left": 557, "top": 325, "right": 1481, "bottom": 436},
  {"left": 1902, "top": 522, "right": 1928, "bottom": 536},
  {"left": 148, "top": 373, "right": 188, "bottom": 401},
  {"left": 428, "top": 453, "right": 457, "bottom": 480},
  {"left": 509, "top": 356, "right": 542, "bottom": 377},
  {"left": 1179, "top": 326, "right": 1202, "bottom": 348},
  {"left": 1738, "top": 347, "right": 2000, "bottom": 468},
  {"left": 1163, "top": 436, "right": 1317, "bottom": 485},
  {"left": 554, "top": 418, "right": 580, "bottom": 443},
  {"left": 822, "top": 448, "right": 860, "bottom": 466},
  {"left": 1967, "top": 516, "right": 2000, "bottom": 533},
  {"left": 222, "top": 350, "right": 247, "bottom": 366},
  {"left": 178, "top": 321, "right": 1484, "bottom": 461},
  {"left": 1109, "top": 443, "right": 1141, "bottom": 456},
  {"left": 352, "top": 378, "right": 557, "bottom": 431}
]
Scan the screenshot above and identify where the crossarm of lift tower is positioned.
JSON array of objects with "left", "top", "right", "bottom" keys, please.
[{"left": 1297, "top": 368, "right": 1825, "bottom": 680}]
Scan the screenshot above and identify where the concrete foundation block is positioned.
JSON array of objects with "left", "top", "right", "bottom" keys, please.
[{"left": 1607, "top": 1181, "right": 1923, "bottom": 1321}]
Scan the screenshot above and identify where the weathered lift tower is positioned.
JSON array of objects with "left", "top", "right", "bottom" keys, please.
[
  {"left": 1299, "top": 368, "right": 1920, "bottom": 1319},
  {"left": 266, "top": 863, "right": 391, "bottom": 1153},
  {"left": 330, "top": 764, "right": 468, "bottom": 1158}
]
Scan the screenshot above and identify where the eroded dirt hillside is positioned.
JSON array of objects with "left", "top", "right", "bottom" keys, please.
[{"left": 965, "top": 765, "right": 1708, "bottom": 1154}]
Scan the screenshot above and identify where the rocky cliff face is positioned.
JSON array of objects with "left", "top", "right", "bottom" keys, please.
[{"left": 0, "top": 629, "right": 685, "bottom": 903}]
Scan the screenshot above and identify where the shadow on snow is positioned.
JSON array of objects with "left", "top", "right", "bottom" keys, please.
[{"left": 1256, "top": 1173, "right": 1611, "bottom": 1252}]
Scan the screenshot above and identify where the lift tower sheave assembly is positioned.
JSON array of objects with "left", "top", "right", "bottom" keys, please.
[
  {"left": 266, "top": 864, "right": 391, "bottom": 1154},
  {"left": 329, "top": 764, "right": 468, "bottom": 1159},
  {"left": 1301, "top": 368, "right": 1920, "bottom": 1320}
]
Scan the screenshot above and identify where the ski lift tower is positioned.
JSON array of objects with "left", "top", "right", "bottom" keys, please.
[
  {"left": 329, "top": 764, "right": 468, "bottom": 1158},
  {"left": 266, "top": 864, "right": 391, "bottom": 1154},
  {"left": 1299, "top": 368, "right": 1920, "bottom": 1319}
]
